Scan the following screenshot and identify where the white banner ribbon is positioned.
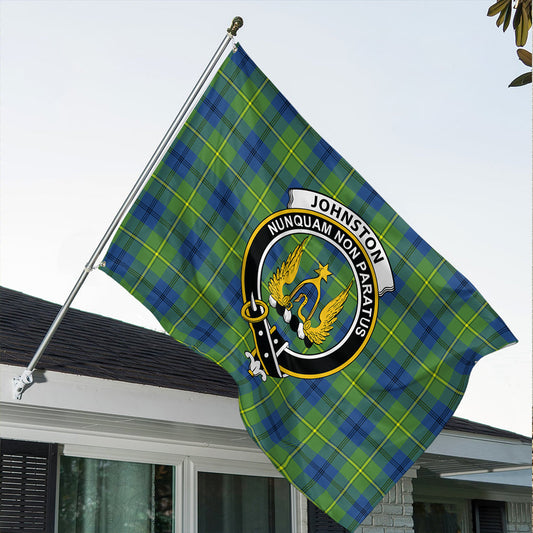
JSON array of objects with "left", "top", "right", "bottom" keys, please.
[{"left": 288, "top": 189, "right": 394, "bottom": 296}]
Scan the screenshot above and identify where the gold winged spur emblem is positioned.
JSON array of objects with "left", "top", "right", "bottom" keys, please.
[{"left": 268, "top": 237, "right": 353, "bottom": 345}]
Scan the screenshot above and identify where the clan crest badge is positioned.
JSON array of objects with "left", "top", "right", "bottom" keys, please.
[{"left": 241, "top": 189, "right": 394, "bottom": 380}]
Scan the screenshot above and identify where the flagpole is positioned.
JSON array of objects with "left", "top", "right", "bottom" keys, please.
[{"left": 12, "top": 16, "right": 244, "bottom": 400}]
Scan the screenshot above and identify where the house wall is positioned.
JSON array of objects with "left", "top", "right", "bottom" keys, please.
[
  {"left": 357, "top": 469, "right": 417, "bottom": 533},
  {"left": 506, "top": 502, "right": 532, "bottom": 533},
  {"left": 1, "top": 365, "right": 530, "bottom": 533}
]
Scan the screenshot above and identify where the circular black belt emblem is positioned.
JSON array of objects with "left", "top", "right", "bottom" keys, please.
[{"left": 241, "top": 205, "right": 380, "bottom": 380}]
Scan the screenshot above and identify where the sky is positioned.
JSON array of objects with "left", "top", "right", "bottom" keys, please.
[{"left": 1, "top": 1, "right": 531, "bottom": 436}]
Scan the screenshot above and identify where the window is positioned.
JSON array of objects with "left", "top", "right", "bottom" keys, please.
[
  {"left": 414, "top": 501, "right": 463, "bottom": 533},
  {"left": 58, "top": 456, "right": 174, "bottom": 533},
  {"left": 2, "top": 439, "right": 296, "bottom": 532},
  {"left": 198, "top": 471, "right": 291, "bottom": 533}
]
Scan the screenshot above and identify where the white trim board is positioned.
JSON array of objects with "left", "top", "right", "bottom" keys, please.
[{"left": 1, "top": 363, "right": 243, "bottom": 429}]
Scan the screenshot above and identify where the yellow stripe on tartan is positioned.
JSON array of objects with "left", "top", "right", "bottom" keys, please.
[
  {"left": 325, "top": 312, "right": 475, "bottom": 516},
  {"left": 333, "top": 167, "right": 358, "bottom": 198},
  {"left": 238, "top": 381, "right": 286, "bottom": 467},
  {"left": 166, "top": 71, "right": 361, "bottom": 344},
  {"left": 201, "top": 333, "right": 249, "bottom": 368},
  {"left": 219, "top": 71, "right": 340, "bottom": 201},
  {"left": 167, "top": 122, "right": 313, "bottom": 341},
  {"left": 378, "top": 227, "right": 499, "bottom": 352},
  {"left": 151, "top": 173, "right": 242, "bottom": 260},
  {"left": 251, "top": 384, "right": 382, "bottom": 492},
  {"left": 239, "top": 383, "right": 384, "bottom": 496},
  {"left": 274, "top": 384, "right": 385, "bottom": 495},
  {"left": 373, "top": 257, "right": 464, "bottom": 395},
  {"left": 318, "top": 257, "right": 469, "bottom": 502},
  {"left": 237, "top": 380, "right": 316, "bottom": 483},
  {"left": 127, "top": 79, "right": 269, "bottom": 356},
  {"left": 311, "top": 260, "right": 450, "bottom": 460},
  {"left": 354, "top": 256, "right": 465, "bottom": 396},
  {"left": 178, "top": 123, "right": 354, "bottom": 307},
  {"left": 341, "top": 368, "right": 426, "bottom": 452},
  {"left": 128, "top": 78, "right": 269, "bottom": 297},
  {"left": 119, "top": 227, "right": 244, "bottom": 343},
  {"left": 378, "top": 319, "right": 463, "bottom": 395},
  {"left": 239, "top": 376, "right": 287, "bottom": 418},
  {"left": 377, "top": 213, "right": 399, "bottom": 242},
  {"left": 181, "top": 119, "right": 310, "bottom": 217}
]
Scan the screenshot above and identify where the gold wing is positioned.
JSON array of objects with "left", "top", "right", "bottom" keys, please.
[
  {"left": 268, "top": 237, "right": 309, "bottom": 306},
  {"left": 304, "top": 280, "right": 353, "bottom": 345}
]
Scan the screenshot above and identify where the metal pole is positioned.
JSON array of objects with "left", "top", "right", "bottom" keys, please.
[{"left": 13, "top": 16, "right": 244, "bottom": 400}]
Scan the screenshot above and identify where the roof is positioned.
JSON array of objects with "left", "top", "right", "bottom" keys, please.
[
  {"left": 443, "top": 416, "right": 530, "bottom": 443},
  {"left": 1, "top": 286, "right": 529, "bottom": 443},
  {"left": 0, "top": 286, "right": 237, "bottom": 398}
]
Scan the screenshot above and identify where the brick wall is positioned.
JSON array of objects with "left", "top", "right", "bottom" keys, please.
[
  {"left": 506, "top": 501, "right": 532, "bottom": 533},
  {"left": 356, "top": 467, "right": 417, "bottom": 533}
]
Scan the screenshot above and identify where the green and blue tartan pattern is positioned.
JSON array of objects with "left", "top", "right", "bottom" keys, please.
[{"left": 101, "top": 46, "right": 516, "bottom": 531}]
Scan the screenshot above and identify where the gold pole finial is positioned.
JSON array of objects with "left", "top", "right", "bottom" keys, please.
[{"left": 228, "top": 16, "right": 244, "bottom": 36}]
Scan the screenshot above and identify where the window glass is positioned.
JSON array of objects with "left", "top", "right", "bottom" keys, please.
[
  {"left": 414, "top": 501, "right": 462, "bottom": 533},
  {"left": 198, "top": 471, "right": 291, "bottom": 533},
  {"left": 58, "top": 456, "right": 174, "bottom": 533}
]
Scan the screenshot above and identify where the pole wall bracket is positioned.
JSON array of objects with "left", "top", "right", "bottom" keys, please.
[{"left": 12, "top": 369, "right": 34, "bottom": 400}]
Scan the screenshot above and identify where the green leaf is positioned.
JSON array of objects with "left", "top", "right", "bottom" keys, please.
[
  {"left": 497, "top": 3, "right": 509, "bottom": 26},
  {"left": 509, "top": 71, "right": 532, "bottom": 86},
  {"left": 488, "top": 0, "right": 511, "bottom": 17},
  {"left": 503, "top": 3, "right": 513, "bottom": 30},
  {"left": 517, "top": 48, "right": 532, "bottom": 66},
  {"left": 513, "top": 3, "right": 522, "bottom": 30},
  {"left": 516, "top": 2, "right": 532, "bottom": 46}
]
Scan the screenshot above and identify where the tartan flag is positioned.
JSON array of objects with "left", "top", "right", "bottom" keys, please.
[{"left": 101, "top": 45, "right": 516, "bottom": 530}]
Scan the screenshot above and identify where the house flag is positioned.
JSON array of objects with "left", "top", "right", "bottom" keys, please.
[{"left": 101, "top": 45, "right": 516, "bottom": 530}]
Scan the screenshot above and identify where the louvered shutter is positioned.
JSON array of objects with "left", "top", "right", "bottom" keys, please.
[
  {"left": 0, "top": 439, "right": 58, "bottom": 533},
  {"left": 473, "top": 500, "right": 507, "bottom": 533},
  {"left": 307, "top": 501, "right": 349, "bottom": 532}
]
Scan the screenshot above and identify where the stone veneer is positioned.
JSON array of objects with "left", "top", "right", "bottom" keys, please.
[{"left": 355, "top": 467, "right": 417, "bottom": 533}]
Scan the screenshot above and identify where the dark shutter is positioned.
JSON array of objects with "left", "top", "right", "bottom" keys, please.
[
  {"left": 0, "top": 439, "right": 58, "bottom": 533},
  {"left": 307, "top": 501, "right": 349, "bottom": 533},
  {"left": 473, "top": 500, "right": 507, "bottom": 533}
]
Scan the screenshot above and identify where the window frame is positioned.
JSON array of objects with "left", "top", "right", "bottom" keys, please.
[
  {"left": 184, "top": 456, "right": 306, "bottom": 533},
  {"left": 59, "top": 444, "right": 304, "bottom": 533}
]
